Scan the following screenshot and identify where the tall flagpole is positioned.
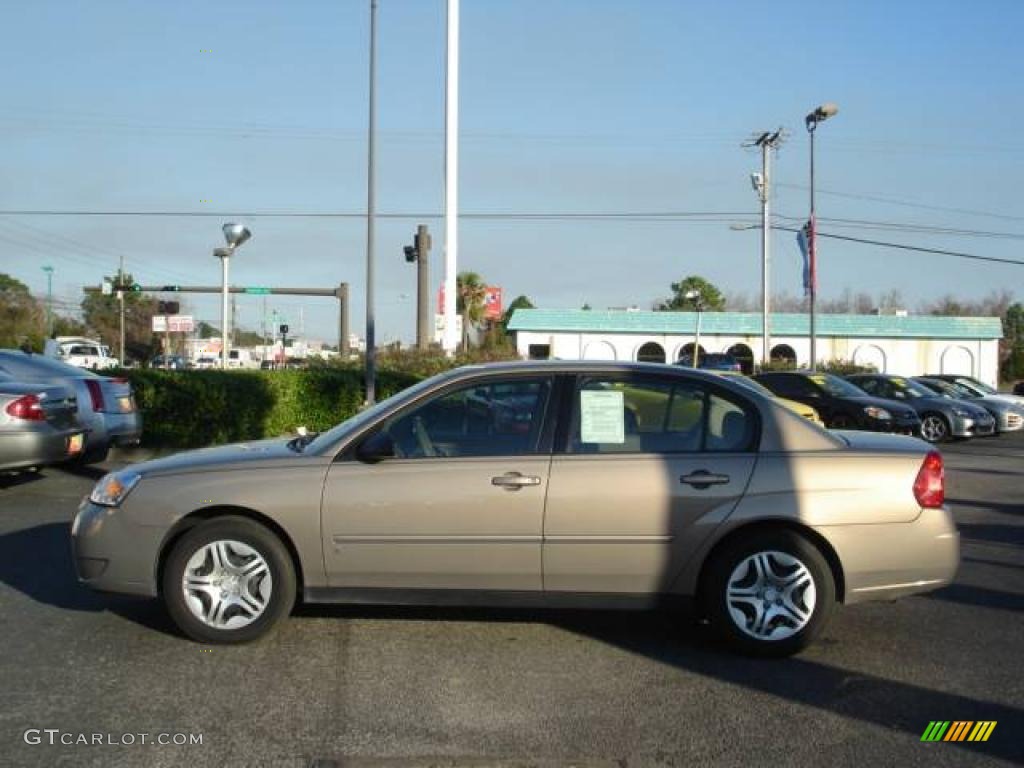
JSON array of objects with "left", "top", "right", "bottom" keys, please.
[{"left": 442, "top": 0, "right": 459, "bottom": 354}]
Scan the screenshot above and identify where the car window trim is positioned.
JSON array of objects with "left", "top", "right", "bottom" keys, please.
[
  {"left": 561, "top": 370, "right": 760, "bottom": 456},
  {"left": 335, "top": 371, "right": 559, "bottom": 463}
]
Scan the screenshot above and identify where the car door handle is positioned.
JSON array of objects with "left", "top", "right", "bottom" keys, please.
[
  {"left": 680, "top": 470, "right": 730, "bottom": 489},
  {"left": 491, "top": 472, "right": 542, "bottom": 490}
]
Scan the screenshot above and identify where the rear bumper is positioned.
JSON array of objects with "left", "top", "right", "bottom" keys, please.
[
  {"left": 816, "top": 506, "right": 959, "bottom": 604},
  {"left": 100, "top": 411, "right": 143, "bottom": 446},
  {"left": 0, "top": 427, "right": 84, "bottom": 471}
]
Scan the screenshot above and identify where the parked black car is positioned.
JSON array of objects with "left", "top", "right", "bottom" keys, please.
[
  {"left": 846, "top": 373, "right": 995, "bottom": 443},
  {"left": 752, "top": 371, "right": 920, "bottom": 434}
]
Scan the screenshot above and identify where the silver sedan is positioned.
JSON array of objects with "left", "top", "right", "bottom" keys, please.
[
  {"left": 73, "top": 362, "right": 958, "bottom": 657},
  {"left": 0, "top": 377, "right": 83, "bottom": 471}
]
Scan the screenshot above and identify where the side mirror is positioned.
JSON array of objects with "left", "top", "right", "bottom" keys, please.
[{"left": 356, "top": 431, "right": 395, "bottom": 463}]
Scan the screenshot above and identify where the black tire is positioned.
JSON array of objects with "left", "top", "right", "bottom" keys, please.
[
  {"left": 920, "top": 413, "right": 951, "bottom": 444},
  {"left": 702, "top": 528, "right": 835, "bottom": 658},
  {"left": 162, "top": 516, "right": 296, "bottom": 644}
]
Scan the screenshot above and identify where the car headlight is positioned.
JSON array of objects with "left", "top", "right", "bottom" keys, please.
[
  {"left": 952, "top": 407, "right": 972, "bottom": 418},
  {"left": 89, "top": 471, "right": 141, "bottom": 507},
  {"left": 863, "top": 406, "right": 892, "bottom": 420}
]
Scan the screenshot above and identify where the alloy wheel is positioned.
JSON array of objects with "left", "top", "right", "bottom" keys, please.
[
  {"left": 726, "top": 550, "right": 816, "bottom": 641},
  {"left": 920, "top": 415, "right": 948, "bottom": 443}
]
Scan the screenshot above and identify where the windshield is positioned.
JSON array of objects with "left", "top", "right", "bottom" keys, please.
[
  {"left": 890, "top": 377, "right": 932, "bottom": 399},
  {"left": 808, "top": 373, "right": 866, "bottom": 398},
  {"left": 955, "top": 377, "right": 994, "bottom": 395},
  {"left": 721, "top": 374, "right": 775, "bottom": 398}
]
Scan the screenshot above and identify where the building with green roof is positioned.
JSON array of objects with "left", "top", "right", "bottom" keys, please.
[{"left": 507, "top": 308, "right": 1003, "bottom": 384}]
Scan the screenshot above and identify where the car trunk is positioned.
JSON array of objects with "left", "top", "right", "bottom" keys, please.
[{"left": 2, "top": 382, "right": 78, "bottom": 429}]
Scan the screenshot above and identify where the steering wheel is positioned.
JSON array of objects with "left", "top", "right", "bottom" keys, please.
[{"left": 413, "top": 416, "right": 437, "bottom": 458}]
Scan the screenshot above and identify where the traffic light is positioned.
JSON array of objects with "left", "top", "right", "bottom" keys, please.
[
  {"left": 279, "top": 324, "right": 289, "bottom": 335},
  {"left": 161, "top": 285, "right": 180, "bottom": 292},
  {"left": 158, "top": 301, "right": 180, "bottom": 314},
  {"left": 403, "top": 245, "right": 417, "bottom": 263}
]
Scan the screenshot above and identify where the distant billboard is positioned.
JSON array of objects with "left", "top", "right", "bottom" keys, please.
[
  {"left": 438, "top": 284, "right": 503, "bottom": 320},
  {"left": 152, "top": 315, "right": 195, "bottom": 333}
]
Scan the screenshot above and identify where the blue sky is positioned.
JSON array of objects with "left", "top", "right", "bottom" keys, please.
[{"left": 1, "top": 0, "right": 1022, "bottom": 344}]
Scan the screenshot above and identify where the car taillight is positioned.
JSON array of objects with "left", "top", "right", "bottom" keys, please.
[
  {"left": 85, "top": 380, "right": 105, "bottom": 412},
  {"left": 6, "top": 394, "right": 45, "bottom": 421},
  {"left": 913, "top": 451, "right": 945, "bottom": 508}
]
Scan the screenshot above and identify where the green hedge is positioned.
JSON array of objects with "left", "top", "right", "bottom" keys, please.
[{"left": 114, "top": 368, "right": 420, "bottom": 450}]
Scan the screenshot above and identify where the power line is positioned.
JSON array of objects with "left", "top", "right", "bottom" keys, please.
[
  {"left": 775, "top": 182, "right": 1024, "bottom": 223},
  {"left": 758, "top": 223, "right": 1024, "bottom": 267}
]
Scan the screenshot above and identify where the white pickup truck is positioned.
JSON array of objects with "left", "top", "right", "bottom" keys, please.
[{"left": 44, "top": 337, "right": 120, "bottom": 370}]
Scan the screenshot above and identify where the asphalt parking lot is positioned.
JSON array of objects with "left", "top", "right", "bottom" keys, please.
[{"left": 1, "top": 437, "right": 1022, "bottom": 768}]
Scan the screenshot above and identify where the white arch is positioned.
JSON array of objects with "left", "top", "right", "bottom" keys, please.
[
  {"left": 940, "top": 345, "right": 974, "bottom": 376},
  {"left": 634, "top": 341, "right": 666, "bottom": 363},
  {"left": 582, "top": 340, "right": 617, "bottom": 360},
  {"left": 852, "top": 344, "right": 887, "bottom": 373}
]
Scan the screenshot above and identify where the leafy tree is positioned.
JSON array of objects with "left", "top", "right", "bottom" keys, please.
[
  {"left": 80, "top": 271, "right": 160, "bottom": 363},
  {"left": 456, "top": 271, "right": 488, "bottom": 351},
  {"left": 0, "top": 273, "right": 44, "bottom": 350},
  {"left": 52, "top": 315, "right": 88, "bottom": 337},
  {"left": 197, "top": 321, "right": 220, "bottom": 339},
  {"left": 1002, "top": 302, "right": 1024, "bottom": 381},
  {"left": 658, "top": 275, "right": 726, "bottom": 311},
  {"left": 500, "top": 294, "right": 535, "bottom": 330}
]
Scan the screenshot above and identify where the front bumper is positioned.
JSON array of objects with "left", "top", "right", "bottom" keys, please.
[
  {"left": 864, "top": 416, "right": 921, "bottom": 436},
  {"left": 71, "top": 499, "right": 162, "bottom": 596},
  {"left": 817, "top": 506, "right": 959, "bottom": 604},
  {"left": 952, "top": 414, "right": 996, "bottom": 438}
]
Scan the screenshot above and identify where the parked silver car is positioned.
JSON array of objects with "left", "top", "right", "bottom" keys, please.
[
  {"left": 0, "top": 350, "right": 142, "bottom": 463},
  {"left": 913, "top": 377, "right": 1024, "bottom": 433},
  {"left": 73, "top": 362, "right": 958, "bottom": 657},
  {"left": 0, "top": 375, "right": 83, "bottom": 471}
]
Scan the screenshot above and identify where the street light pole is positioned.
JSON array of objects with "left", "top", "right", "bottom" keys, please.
[
  {"left": 442, "top": 0, "right": 460, "bottom": 355},
  {"left": 215, "top": 223, "right": 252, "bottom": 370},
  {"left": 684, "top": 289, "right": 704, "bottom": 368},
  {"left": 750, "top": 130, "right": 783, "bottom": 368},
  {"left": 805, "top": 103, "right": 838, "bottom": 371}
]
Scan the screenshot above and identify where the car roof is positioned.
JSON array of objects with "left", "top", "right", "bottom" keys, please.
[{"left": 448, "top": 359, "right": 734, "bottom": 381}]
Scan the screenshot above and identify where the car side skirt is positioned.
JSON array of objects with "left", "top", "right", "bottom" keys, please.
[{"left": 303, "top": 587, "right": 691, "bottom": 612}]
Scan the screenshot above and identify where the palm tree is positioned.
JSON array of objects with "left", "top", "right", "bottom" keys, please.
[{"left": 456, "top": 271, "right": 488, "bottom": 352}]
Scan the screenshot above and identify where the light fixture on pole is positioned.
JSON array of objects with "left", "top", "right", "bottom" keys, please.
[
  {"left": 215, "top": 222, "right": 252, "bottom": 370},
  {"left": 685, "top": 288, "right": 704, "bottom": 368},
  {"left": 805, "top": 102, "right": 838, "bottom": 371}
]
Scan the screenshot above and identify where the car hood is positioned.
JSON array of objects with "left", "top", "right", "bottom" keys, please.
[
  {"left": 129, "top": 437, "right": 318, "bottom": 477},
  {"left": 844, "top": 395, "right": 918, "bottom": 419},
  {"left": 985, "top": 393, "right": 1024, "bottom": 407}
]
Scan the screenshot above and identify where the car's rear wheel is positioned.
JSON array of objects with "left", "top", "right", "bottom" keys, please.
[
  {"left": 162, "top": 516, "right": 296, "bottom": 644},
  {"left": 920, "top": 413, "right": 950, "bottom": 443},
  {"left": 703, "top": 529, "right": 835, "bottom": 657}
]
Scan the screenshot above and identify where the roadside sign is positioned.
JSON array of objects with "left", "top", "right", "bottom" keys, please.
[
  {"left": 245, "top": 287, "right": 271, "bottom": 295},
  {"left": 152, "top": 315, "right": 195, "bottom": 333}
]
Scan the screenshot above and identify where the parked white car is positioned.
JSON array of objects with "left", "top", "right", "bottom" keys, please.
[{"left": 44, "top": 337, "right": 119, "bottom": 370}]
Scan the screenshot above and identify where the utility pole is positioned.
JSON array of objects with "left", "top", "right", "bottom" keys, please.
[
  {"left": 117, "top": 255, "right": 125, "bottom": 364},
  {"left": 405, "top": 225, "right": 432, "bottom": 350},
  {"left": 41, "top": 265, "right": 54, "bottom": 337},
  {"left": 751, "top": 129, "right": 784, "bottom": 368},
  {"left": 442, "top": 0, "right": 460, "bottom": 354},
  {"left": 365, "top": 0, "right": 378, "bottom": 403}
]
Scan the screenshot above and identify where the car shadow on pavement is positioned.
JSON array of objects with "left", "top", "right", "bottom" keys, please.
[
  {"left": 0, "top": 522, "right": 183, "bottom": 637},
  {"left": 925, "top": 582, "right": 1024, "bottom": 612},
  {"left": 0, "top": 471, "right": 45, "bottom": 490},
  {"left": 948, "top": 497, "right": 1024, "bottom": 517},
  {"left": 958, "top": 522, "right": 1024, "bottom": 548},
  {"left": 58, "top": 464, "right": 108, "bottom": 481},
  {"left": 294, "top": 602, "right": 1024, "bottom": 763}
]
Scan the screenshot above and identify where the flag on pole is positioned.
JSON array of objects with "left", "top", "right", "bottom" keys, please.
[{"left": 796, "top": 218, "right": 816, "bottom": 296}]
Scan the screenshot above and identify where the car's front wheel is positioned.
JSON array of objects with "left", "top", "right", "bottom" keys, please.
[
  {"left": 162, "top": 516, "right": 296, "bottom": 644},
  {"left": 920, "top": 413, "right": 950, "bottom": 443},
  {"left": 703, "top": 529, "right": 835, "bottom": 657}
]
